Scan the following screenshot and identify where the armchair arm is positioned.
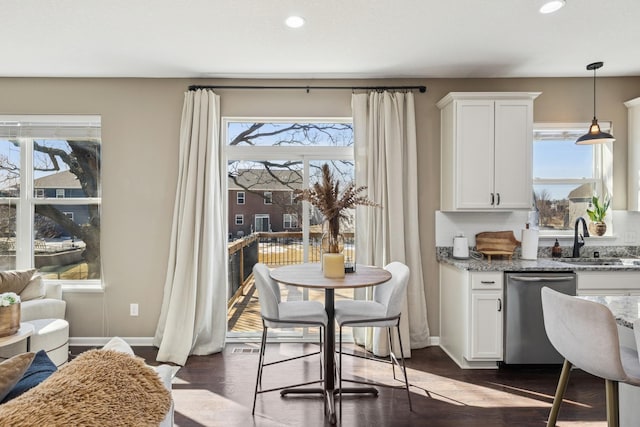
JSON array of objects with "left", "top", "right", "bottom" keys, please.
[{"left": 21, "top": 299, "right": 66, "bottom": 321}]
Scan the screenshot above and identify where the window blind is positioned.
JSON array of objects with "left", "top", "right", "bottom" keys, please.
[{"left": 0, "top": 115, "right": 101, "bottom": 140}]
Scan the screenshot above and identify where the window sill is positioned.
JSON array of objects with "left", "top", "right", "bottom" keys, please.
[
  {"left": 538, "top": 234, "right": 618, "bottom": 242},
  {"left": 59, "top": 283, "right": 104, "bottom": 293}
]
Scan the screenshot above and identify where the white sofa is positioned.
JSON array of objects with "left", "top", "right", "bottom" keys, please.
[
  {"left": 21, "top": 282, "right": 66, "bottom": 321},
  {"left": 0, "top": 281, "right": 68, "bottom": 364}
]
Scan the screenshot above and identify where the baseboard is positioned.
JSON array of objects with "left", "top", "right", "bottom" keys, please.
[
  {"left": 428, "top": 336, "right": 440, "bottom": 346},
  {"left": 69, "top": 337, "right": 156, "bottom": 347}
]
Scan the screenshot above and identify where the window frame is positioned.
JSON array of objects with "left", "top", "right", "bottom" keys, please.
[
  {"left": 235, "top": 214, "right": 244, "bottom": 225},
  {"left": 0, "top": 115, "right": 102, "bottom": 289},
  {"left": 236, "top": 191, "right": 245, "bottom": 205},
  {"left": 263, "top": 191, "right": 273, "bottom": 205},
  {"left": 533, "top": 122, "right": 613, "bottom": 237},
  {"left": 224, "top": 117, "right": 355, "bottom": 340},
  {"left": 283, "top": 213, "right": 298, "bottom": 229}
]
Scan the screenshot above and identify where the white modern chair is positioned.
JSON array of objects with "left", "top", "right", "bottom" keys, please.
[
  {"left": 251, "top": 263, "right": 328, "bottom": 415},
  {"left": 333, "top": 261, "right": 412, "bottom": 412},
  {"left": 541, "top": 287, "right": 640, "bottom": 427}
]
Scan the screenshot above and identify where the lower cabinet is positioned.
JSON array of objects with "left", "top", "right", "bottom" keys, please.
[
  {"left": 577, "top": 271, "right": 640, "bottom": 296},
  {"left": 440, "top": 264, "right": 503, "bottom": 369}
]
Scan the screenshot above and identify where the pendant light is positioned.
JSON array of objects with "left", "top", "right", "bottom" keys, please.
[{"left": 576, "top": 61, "right": 615, "bottom": 145}]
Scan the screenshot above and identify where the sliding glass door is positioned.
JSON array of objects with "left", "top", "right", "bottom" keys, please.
[{"left": 225, "top": 119, "right": 354, "bottom": 340}]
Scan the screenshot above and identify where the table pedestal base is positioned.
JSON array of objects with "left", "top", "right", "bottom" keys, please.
[{"left": 281, "top": 386, "right": 378, "bottom": 424}]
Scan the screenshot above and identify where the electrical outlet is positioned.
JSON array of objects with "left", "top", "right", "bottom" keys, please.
[{"left": 130, "top": 303, "right": 139, "bottom": 317}]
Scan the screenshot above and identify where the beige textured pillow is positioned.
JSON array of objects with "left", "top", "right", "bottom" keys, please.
[
  {"left": 0, "top": 269, "right": 36, "bottom": 295},
  {"left": 18, "top": 275, "right": 45, "bottom": 301},
  {"left": 0, "top": 353, "right": 35, "bottom": 402}
]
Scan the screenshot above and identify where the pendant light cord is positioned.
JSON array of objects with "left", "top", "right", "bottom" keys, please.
[{"left": 593, "top": 66, "right": 597, "bottom": 119}]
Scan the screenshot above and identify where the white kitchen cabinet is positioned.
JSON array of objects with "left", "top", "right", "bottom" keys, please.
[
  {"left": 576, "top": 271, "right": 640, "bottom": 296},
  {"left": 626, "top": 96, "right": 640, "bottom": 211},
  {"left": 437, "top": 92, "right": 540, "bottom": 211},
  {"left": 440, "top": 264, "right": 503, "bottom": 368}
]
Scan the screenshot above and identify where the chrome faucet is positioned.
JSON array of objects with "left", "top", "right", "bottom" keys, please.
[{"left": 572, "top": 217, "right": 590, "bottom": 257}]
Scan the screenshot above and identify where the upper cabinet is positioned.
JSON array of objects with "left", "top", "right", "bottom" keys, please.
[
  {"left": 626, "top": 97, "right": 640, "bottom": 211},
  {"left": 437, "top": 92, "right": 540, "bottom": 211}
]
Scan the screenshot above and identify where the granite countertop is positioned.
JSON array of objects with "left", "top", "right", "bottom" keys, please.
[{"left": 437, "top": 251, "right": 640, "bottom": 272}]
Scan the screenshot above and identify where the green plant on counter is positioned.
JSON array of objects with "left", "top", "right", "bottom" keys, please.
[{"left": 586, "top": 195, "right": 610, "bottom": 223}]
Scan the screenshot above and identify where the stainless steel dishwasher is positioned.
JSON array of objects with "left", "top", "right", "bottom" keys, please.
[{"left": 503, "top": 271, "right": 576, "bottom": 365}]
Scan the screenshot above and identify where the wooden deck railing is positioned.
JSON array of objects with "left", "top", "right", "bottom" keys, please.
[{"left": 227, "top": 231, "right": 355, "bottom": 306}]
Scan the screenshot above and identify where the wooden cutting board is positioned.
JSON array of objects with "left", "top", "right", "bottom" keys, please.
[{"left": 475, "top": 231, "right": 520, "bottom": 258}]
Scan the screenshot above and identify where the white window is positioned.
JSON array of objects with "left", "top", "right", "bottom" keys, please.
[
  {"left": 263, "top": 191, "right": 272, "bottom": 205},
  {"left": 56, "top": 189, "right": 65, "bottom": 198},
  {"left": 225, "top": 119, "right": 355, "bottom": 339},
  {"left": 235, "top": 214, "right": 244, "bottom": 225},
  {"left": 0, "top": 115, "right": 101, "bottom": 286},
  {"left": 283, "top": 213, "right": 298, "bottom": 229},
  {"left": 533, "top": 123, "right": 613, "bottom": 235},
  {"left": 237, "top": 191, "right": 245, "bottom": 205}
]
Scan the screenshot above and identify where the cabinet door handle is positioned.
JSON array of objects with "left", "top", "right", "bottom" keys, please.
[
  {"left": 481, "top": 280, "right": 496, "bottom": 284},
  {"left": 497, "top": 298, "right": 502, "bottom": 312},
  {"left": 490, "top": 193, "right": 495, "bottom": 205},
  {"left": 496, "top": 193, "right": 501, "bottom": 205}
]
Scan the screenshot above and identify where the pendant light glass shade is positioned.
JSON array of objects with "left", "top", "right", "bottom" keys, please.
[{"left": 576, "top": 61, "right": 615, "bottom": 145}]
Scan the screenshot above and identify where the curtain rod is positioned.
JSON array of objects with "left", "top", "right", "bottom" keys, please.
[{"left": 188, "top": 84, "right": 427, "bottom": 93}]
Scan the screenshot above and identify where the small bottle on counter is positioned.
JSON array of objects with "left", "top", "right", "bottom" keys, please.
[{"left": 551, "top": 239, "right": 562, "bottom": 258}]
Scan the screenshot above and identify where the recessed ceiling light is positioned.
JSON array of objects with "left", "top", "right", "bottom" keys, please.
[
  {"left": 285, "top": 16, "right": 305, "bottom": 29},
  {"left": 539, "top": 0, "right": 566, "bottom": 14}
]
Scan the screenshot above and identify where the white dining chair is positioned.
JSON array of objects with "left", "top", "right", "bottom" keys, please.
[
  {"left": 541, "top": 287, "right": 640, "bottom": 427},
  {"left": 333, "top": 261, "right": 412, "bottom": 413},
  {"left": 251, "top": 263, "right": 328, "bottom": 416}
]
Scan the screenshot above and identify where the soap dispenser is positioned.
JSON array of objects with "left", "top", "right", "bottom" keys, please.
[{"left": 552, "top": 239, "right": 562, "bottom": 258}]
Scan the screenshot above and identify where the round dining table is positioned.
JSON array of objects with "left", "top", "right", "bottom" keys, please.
[{"left": 270, "top": 262, "right": 392, "bottom": 424}]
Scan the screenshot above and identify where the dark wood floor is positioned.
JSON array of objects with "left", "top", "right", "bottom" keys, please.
[{"left": 72, "top": 344, "right": 606, "bottom": 427}]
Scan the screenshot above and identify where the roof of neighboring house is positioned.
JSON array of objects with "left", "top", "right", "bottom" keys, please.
[
  {"left": 228, "top": 169, "right": 302, "bottom": 191},
  {"left": 34, "top": 170, "right": 81, "bottom": 189}
]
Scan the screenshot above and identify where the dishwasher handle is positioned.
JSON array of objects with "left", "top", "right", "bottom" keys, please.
[{"left": 509, "top": 275, "right": 575, "bottom": 282}]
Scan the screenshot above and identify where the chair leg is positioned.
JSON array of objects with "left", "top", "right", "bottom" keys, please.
[
  {"left": 394, "top": 324, "right": 412, "bottom": 411},
  {"left": 319, "top": 326, "right": 324, "bottom": 380},
  {"left": 252, "top": 326, "right": 268, "bottom": 415},
  {"left": 547, "top": 359, "right": 572, "bottom": 427},
  {"left": 388, "top": 327, "right": 396, "bottom": 379},
  {"left": 605, "top": 379, "right": 619, "bottom": 427},
  {"left": 339, "top": 325, "right": 343, "bottom": 419}
]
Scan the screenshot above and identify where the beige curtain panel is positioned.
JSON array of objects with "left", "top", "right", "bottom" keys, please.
[
  {"left": 154, "top": 89, "right": 227, "bottom": 365},
  {"left": 352, "top": 91, "right": 430, "bottom": 357}
]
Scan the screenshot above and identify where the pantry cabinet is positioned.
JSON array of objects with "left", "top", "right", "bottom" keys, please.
[
  {"left": 440, "top": 264, "right": 503, "bottom": 368},
  {"left": 437, "top": 92, "right": 540, "bottom": 211}
]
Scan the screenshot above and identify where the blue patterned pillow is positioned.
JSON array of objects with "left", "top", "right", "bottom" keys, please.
[{"left": 1, "top": 350, "right": 57, "bottom": 403}]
